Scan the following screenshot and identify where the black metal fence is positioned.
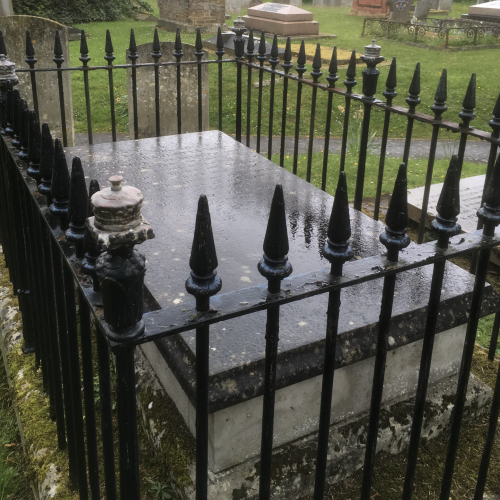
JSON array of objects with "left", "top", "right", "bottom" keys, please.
[{"left": 0, "top": 23, "right": 500, "bottom": 500}]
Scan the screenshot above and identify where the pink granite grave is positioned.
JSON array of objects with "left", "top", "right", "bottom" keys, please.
[{"left": 242, "top": 3, "right": 319, "bottom": 36}]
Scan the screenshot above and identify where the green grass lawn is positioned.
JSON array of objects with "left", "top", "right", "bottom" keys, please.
[{"left": 69, "top": 0, "right": 500, "bottom": 142}]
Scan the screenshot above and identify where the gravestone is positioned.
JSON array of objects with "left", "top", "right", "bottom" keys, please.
[
  {"left": 0, "top": 16, "right": 75, "bottom": 146},
  {"left": 387, "top": 0, "right": 414, "bottom": 22},
  {"left": 126, "top": 42, "right": 209, "bottom": 139},
  {"left": 226, "top": 0, "right": 250, "bottom": 15},
  {"left": 274, "top": 0, "right": 303, "bottom": 6},
  {"left": 243, "top": 3, "right": 319, "bottom": 36},
  {"left": 157, "top": 0, "right": 227, "bottom": 33},
  {"left": 414, "top": 0, "right": 433, "bottom": 18},
  {"left": 0, "top": 0, "right": 13, "bottom": 16},
  {"left": 351, "top": 0, "right": 390, "bottom": 16}
]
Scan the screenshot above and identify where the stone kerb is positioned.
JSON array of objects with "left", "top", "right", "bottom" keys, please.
[
  {"left": 126, "top": 42, "right": 209, "bottom": 139},
  {"left": 0, "top": 16, "right": 75, "bottom": 146}
]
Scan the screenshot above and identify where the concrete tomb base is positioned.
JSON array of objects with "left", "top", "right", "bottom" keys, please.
[
  {"left": 243, "top": 3, "right": 319, "bottom": 36},
  {"left": 468, "top": 0, "right": 500, "bottom": 18}
]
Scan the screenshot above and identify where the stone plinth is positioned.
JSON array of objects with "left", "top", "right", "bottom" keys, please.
[
  {"left": 469, "top": 0, "right": 500, "bottom": 17},
  {"left": 126, "top": 42, "right": 209, "bottom": 139},
  {"left": 158, "top": 0, "right": 226, "bottom": 33},
  {"left": 0, "top": 16, "right": 75, "bottom": 146},
  {"left": 243, "top": 3, "right": 319, "bottom": 36}
]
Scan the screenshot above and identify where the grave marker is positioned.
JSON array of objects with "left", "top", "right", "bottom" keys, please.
[
  {"left": 243, "top": 3, "right": 319, "bottom": 36},
  {"left": 126, "top": 42, "right": 209, "bottom": 139},
  {"left": 0, "top": 16, "right": 75, "bottom": 146}
]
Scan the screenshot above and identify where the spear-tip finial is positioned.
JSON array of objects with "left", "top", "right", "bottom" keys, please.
[
  {"left": 380, "top": 163, "right": 410, "bottom": 261},
  {"left": 311, "top": 43, "right": 322, "bottom": 82},
  {"left": 105, "top": 29, "right": 114, "bottom": 55},
  {"left": 153, "top": 28, "right": 161, "bottom": 54},
  {"left": 282, "top": 37, "right": 292, "bottom": 70},
  {"left": 27, "top": 110, "right": 41, "bottom": 181},
  {"left": 195, "top": 27, "right": 203, "bottom": 55},
  {"left": 54, "top": 29, "right": 63, "bottom": 58},
  {"left": 0, "top": 30, "right": 6, "bottom": 56},
  {"left": 344, "top": 50, "right": 357, "bottom": 92},
  {"left": 175, "top": 28, "right": 183, "bottom": 54},
  {"left": 258, "top": 185, "right": 293, "bottom": 291},
  {"left": 39, "top": 122, "right": 54, "bottom": 202},
  {"left": 406, "top": 62, "right": 421, "bottom": 114},
  {"left": 66, "top": 156, "right": 89, "bottom": 256},
  {"left": 80, "top": 30, "right": 89, "bottom": 56},
  {"left": 246, "top": 28, "right": 255, "bottom": 56},
  {"left": 489, "top": 93, "right": 500, "bottom": 132},
  {"left": 185, "top": 195, "right": 222, "bottom": 302},
  {"left": 383, "top": 56, "right": 397, "bottom": 104},
  {"left": 258, "top": 31, "right": 267, "bottom": 59},
  {"left": 26, "top": 29, "right": 34, "bottom": 58},
  {"left": 297, "top": 40, "right": 306, "bottom": 74},
  {"left": 129, "top": 28, "right": 137, "bottom": 54},
  {"left": 431, "top": 154, "right": 461, "bottom": 247},
  {"left": 88, "top": 179, "right": 100, "bottom": 217},
  {"left": 50, "top": 138, "right": 70, "bottom": 229},
  {"left": 323, "top": 171, "right": 353, "bottom": 275},
  {"left": 270, "top": 34, "right": 279, "bottom": 65},
  {"left": 431, "top": 68, "right": 447, "bottom": 120},
  {"left": 327, "top": 46, "right": 338, "bottom": 88},
  {"left": 478, "top": 153, "right": 500, "bottom": 232},
  {"left": 216, "top": 26, "right": 225, "bottom": 55},
  {"left": 459, "top": 72, "right": 476, "bottom": 128}
]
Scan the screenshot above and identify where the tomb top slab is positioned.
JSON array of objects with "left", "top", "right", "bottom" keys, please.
[
  {"left": 247, "top": 2, "right": 314, "bottom": 21},
  {"left": 64, "top": 132, "right": 498, "bottom": 412},
  {"left": 469, "top": 0, "right": 500, "bottom": 17},
  {"left": 407, "top": 174, "right": 487, "bottom": 233}
]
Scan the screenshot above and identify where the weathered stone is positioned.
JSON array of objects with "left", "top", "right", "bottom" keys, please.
[
  {"left": 126, "top": 42, "right": 209, "bottom": 139},
  {"left": 387, "top": 0, "right": 414, "bottom": 22},
  {"left": 226, "top": 0, "right": 250, "bottom": 15},
  {"left": 414, "top": 0, "right": 434, "bottom": 18},
  {"left": 157, "top": 0, "right": 227, "bottom": 33},
  {"left": 0, "top": 0, "right": 13, "bottom": 16},
  {"left": 0, "top": 16, "right": 75, "bottom": 146}
]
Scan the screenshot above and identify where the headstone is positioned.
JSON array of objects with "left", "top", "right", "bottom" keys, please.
[
  {"left": 0, "top": 16, "right": 75, "bottom": 146},
  {"left": 126, "top": 42, "right": 209, "bottom": 139},
  {"left": 203, "top": 32, "right": 286, "bottom": 57},
  {"left": 275, "top": 0, "right": 303, "bottom": 7},
  {"left": 414, "top": 0, "right": 433, "bottom": 18},
  {"left": 243, "top": 3, "right": 319, "bottom": 36},
  {"left": 225, "top": 0, "right": 250, "bottom": 15},
  {"left": 0, "top": 0, "right": 13, "bottom": 16},
  {"left": 157, "top": 0, "right": 227, "bottom": 33},
  {"left": 387, "top": 0, "right": 414, "bottom": 22},
  {"left": 351, "top": 0, "right": 390, "bottom": 17}
]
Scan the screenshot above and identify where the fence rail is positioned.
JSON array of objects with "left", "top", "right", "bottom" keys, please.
[{"left": 0, "top": 22, "right": 500, "bottom": 500}]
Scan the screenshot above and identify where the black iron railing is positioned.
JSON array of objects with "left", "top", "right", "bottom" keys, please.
[{"left": 0, "top": 23, "right": 500, "bottom": 500}]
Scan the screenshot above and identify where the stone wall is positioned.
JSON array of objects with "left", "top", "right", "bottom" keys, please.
[
  {"left": 0, "top": 16, "right": 75, "bottom": 146},
  {"left": 225, "top": 0, "right": 249, "bottom": 15},
  {"left": 126, "top": 42, "right": 209, "bottom": 139},
  {"left": 158, "top": 0, "right": 226, "bottom": 32}
]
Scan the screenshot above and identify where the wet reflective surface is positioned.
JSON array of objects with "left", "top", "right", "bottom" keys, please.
[{"left": 64, "top": 131, "right": 498, "bottom": 410}]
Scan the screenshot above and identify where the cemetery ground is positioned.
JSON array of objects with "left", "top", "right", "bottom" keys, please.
[{"left": 2, "top": 1, "right": 500, "bottom": 499}]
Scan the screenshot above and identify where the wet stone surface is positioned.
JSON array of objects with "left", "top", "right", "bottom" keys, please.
[{"left": 64, "top": 131, "right": 499, "bottom": 410}]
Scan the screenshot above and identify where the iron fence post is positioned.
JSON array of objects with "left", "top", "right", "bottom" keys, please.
[
  {"left": 354, "top": 40, "right": 384, "bottom": 211},
  {"left": 185, "top": 195, "right": 223, "bottom": 500},
  {"left": 306, "top": 44, "right": 322, "bottom": 182},
  {"left": 339, "top": 51, "right": 357, "bottom": 173},
  {"left": 79, "top": 30, "right": 93, "bottom": 145},
  {"left": 91, "top": 175, "right": 154, "bottom": 500},
  {"left": 152, "top": 28, "right": 162, "bottom": 138},
  {"left": 53, "top": 30, "right": 68, "bottom": 147},
  {"left": 232, "top": 17, "right": 247, "bottom": 144},
  {"left": 25, "top": 29, "right": 39, "bottom": 124}
]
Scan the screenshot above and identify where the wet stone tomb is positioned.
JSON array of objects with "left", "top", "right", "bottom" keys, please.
[{"left": 64, "top": 131, "right": 497, "bottom": 495}]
